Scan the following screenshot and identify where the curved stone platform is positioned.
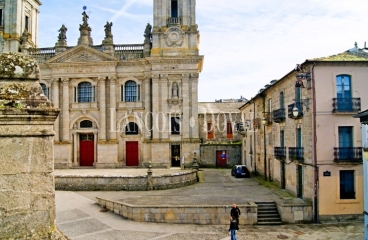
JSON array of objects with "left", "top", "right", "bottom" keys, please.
[{"left": 54, "top": 168, "right": 198, "bottom": 191}]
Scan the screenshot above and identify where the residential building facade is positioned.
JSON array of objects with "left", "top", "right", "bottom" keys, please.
[
  {"left": 240, "top": 47, "right": 368, "bottom": 222},
  {"left": 198, "top": 102, "right": 245, "bottom": 167}
]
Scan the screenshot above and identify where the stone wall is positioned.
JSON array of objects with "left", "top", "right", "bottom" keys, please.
[
  {"left": 200, "top": 144, "right": 242, "bottom": 167},
  {"left": 55, "top": 170, "right": 198, "bottom": 191},
  {"left": 96, "top": 198, "right": 258, "bottom": 225},
  {"left": 0, "top": 52, "right": 67, "bottom": 239}
]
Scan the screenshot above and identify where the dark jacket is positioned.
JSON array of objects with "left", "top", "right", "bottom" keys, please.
[
  {"left": 230, "top": 207, "right": 241, "bottom": 218},
  {"left": 229, "top": 219, "right": 239, "bottom": 231}
]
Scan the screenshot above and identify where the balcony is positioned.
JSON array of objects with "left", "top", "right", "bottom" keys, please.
[
  {"left": 272, "top": 108, "right": 285, "bottom": 123},
  {"left": 334, "top": 147, "right": 362, "bottom": 162},
  {"left": 274, "top": 147, "right": 286, "bottom": 160},
  {"left": 289, "top": 147, "right": 304, "bottom": 160},
  {"left": 288, "top": 102, "right": 303, "bottom": 119},
  {"left": 167, "top": 17, "right": 181, "bottom": 26},
  {"left": 332, "top": 98, "right": 361, "bottom": 113}
]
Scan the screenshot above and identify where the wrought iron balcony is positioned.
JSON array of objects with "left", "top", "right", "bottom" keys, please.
[
  {"left": 334, "top": 147, "right": 362, "bottom": 162},
  {"left": 332, "top": 98, "right": 361, "bottom": 113},
  {"left": 272, "top": 108, "right": 285, "bottom": 123},
  {"left": 289, "top": 147, "right": 304, "bottom": 160},
  {"left": 288, "top": 102, "right": 303, "bottom": 119},
  {"left": 274, "top": 147, "right": 286, "bottom": 160},
  {"left": 167, "top": 17, "right": 181, "bottom": 26}
]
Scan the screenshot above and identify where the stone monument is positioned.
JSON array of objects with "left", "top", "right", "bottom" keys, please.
[{"left": 0, "top": 52, "right": 67, "bottom": 239}]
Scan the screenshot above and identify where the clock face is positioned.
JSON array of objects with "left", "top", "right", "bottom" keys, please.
[{"left": 165, "top": 27, "right": 184, "bottom": 47}]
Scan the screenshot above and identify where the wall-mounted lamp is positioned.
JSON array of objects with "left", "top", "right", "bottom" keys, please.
[
  {"left": 292, "top": 98, "right": 310, "bottom": 117},
  {"left": 364, "top": 142, "right": 368, "bottom": 160},
  {"left": 262, "top": 117, "right": 268, "bottom": 126}
]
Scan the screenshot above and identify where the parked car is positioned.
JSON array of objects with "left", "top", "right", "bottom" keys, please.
[{"left": 231, "top": 165, "right": 250, "bottom": 178}]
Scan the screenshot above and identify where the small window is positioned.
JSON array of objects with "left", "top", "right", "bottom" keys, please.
[
  {"left": 125, "top": 122, "right": 139, "bottom": 135},
  {"left": 25, "top": 15, "right": 29, "bottom": 31},
  {"left": 80, "top": 120, "right": 93, "bottom": 128},
  {"left": 207, "top": 122, "right": 214, "bottom": 139},
  {"left": 226, "top": 122, "right": 233, "bottom": 138},
  {"left": 171, "top": 117, "right": 180, "bottom": 135},
  {"left": 0, "top": 9, "right": 3, "bottom": 26},
  {"left": 340, "top": 170, "right": 355, "bottom": 199},
  {"left": 280, "top": 92, "right": 284, "bottom": 109}
]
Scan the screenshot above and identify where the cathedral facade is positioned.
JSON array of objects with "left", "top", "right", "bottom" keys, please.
[{"left": 2, "top": 0, "right": 203, "bottom": 168}]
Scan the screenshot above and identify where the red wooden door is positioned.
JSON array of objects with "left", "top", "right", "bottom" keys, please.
[
  {"left": 80, "top": 134, "right": 94, "bottom": 166},
  {"left": 126, "top": 141, "right": 139, "bottom": 166},
  {"left": 216, "top": 150, "right": 227, "bottom": 168}
]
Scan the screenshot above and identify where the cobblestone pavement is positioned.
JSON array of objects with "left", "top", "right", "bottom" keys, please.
[{"left": 55, "top": 169, "right": 364, "bottom": 240}]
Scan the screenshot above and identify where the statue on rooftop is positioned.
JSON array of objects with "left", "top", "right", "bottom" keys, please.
[
  {"left": 104, "top": 22, "right": 113, "bottom": 38},
  {"left": 144, "top": 23, "right": 152, "bottom": 42},
  {"left": 58, "top": 24, "right": 67, "bottom": 41},
  {"left": 82, "top": 11, "right": 89, "bottom": 26}
]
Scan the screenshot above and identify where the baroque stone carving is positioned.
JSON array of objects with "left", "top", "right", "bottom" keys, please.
[{"left": 164, "top": 27, "right": 184, "bottom": 47}]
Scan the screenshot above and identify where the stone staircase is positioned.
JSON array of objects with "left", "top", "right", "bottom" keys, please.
[{"left": 256, "top": 201, "right": 282, "bottom": 225}]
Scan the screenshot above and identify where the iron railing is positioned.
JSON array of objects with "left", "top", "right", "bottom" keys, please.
[
  {"left": 272, "top": 108, "right": 285, "bottom": 123},
  {"left": 334, "top": 147, "right": 362, "bottom": 162},
  {"left": 274, "top": 147, "right": 286, "bottom": 159},
  {"left": 289, "top": 147, "right": 304, "bottom": 160},
  {"left": 332, "top": 98, "right": 361, "bottom": 112}
]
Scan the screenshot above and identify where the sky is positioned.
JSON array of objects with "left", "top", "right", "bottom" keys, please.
[{"left": 37, "top": 0, "right": 368, "bottom": 102}]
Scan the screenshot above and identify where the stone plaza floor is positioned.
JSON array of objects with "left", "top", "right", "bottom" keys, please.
[{"left": 55, "top": 169, "right": 364, "bottom": 239}]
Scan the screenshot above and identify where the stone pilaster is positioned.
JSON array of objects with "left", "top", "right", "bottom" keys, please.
[
  {"left": 161, "top": 75, "right": 169, "bottom": 139},
  {"left": 61, "top": 78, "right": 70, "bottom": 142},
  {"left": 144, "top": 77, "right": 152, "bottom": 140},
  {"left": 190, "top": 73, "right": 199, "bottom": 139},
  {"left": 109, "top": 76, "right": 117, "bottom": 140},
  {"left": 182, "top": 74, "right": 190, "bottom": 139},
  {"left": 98, "top": 77, "right": 106, "bottom": 141},
  {"left": 152, "top": 75, "right": 160, "bottom": 139},
  {"left": 52, "top": 78, "right": 60, "bottom": 142}
]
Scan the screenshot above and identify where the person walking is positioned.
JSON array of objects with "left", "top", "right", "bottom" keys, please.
[
  {"left": 228, "top": 216, "right": 239, "bottom": 240},
  {"left": 230, "top": 203, "right": 241, "bottom": 225}
]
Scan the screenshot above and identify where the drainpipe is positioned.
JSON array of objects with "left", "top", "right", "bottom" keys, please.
[
  {"left": 311, "top": 62, "right": 319, "bottom": 223},
  {"left": 253, "top": 100, "right": 257, "bottom": 175},
  {"left": 262, "top": 93, "right": 267, "bottom": 181}
]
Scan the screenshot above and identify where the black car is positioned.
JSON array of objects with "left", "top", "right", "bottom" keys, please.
[{"left": 231, "top": 165, "right": 250, "bottom": 178}]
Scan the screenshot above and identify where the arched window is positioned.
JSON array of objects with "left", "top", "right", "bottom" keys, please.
[
  {"left": 78, "top": 82, "right": 92, "bottom": 102},
  {"left": 40, "top": 83, "right": 48, "bottom": 98},
  {"left": 125, "top": 81, "right": 137, "bottom": 102},
  {"left": 80, "top": 120, "right": 93, "bottom": 128},
  {"left": 125, "top": 122, "right": 139, "bottom": 135},
  {"left": 336, "top": 75, "right": 352, "bottom": 111}
]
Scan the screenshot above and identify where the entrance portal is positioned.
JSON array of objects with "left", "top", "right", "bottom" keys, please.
[
  {"left": 171, "top": 145, "right": 181, "bottom": 167},
  {"left": 126, "top": 141, "right": 139, "bottom": 166},
  {"left": 80, "top": 134, "right": 94, "bottom": 166},
  {"left": 216, "top": 150, "right": 227, "bottom": 168}
]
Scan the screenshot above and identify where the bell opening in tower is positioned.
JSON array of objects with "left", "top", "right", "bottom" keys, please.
[{"left": 171, "top": 0, "right": 178, "bottom": 18}]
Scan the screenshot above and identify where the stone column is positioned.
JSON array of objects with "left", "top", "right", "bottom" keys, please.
[
  {"left": 0, "top": 52, "right": 67, "bottom": 239},
  {"left": 182, "top": 74, "right": 190, "bottom": 139},
  {"left": 61, "top": 78, "right": 70, "bottom": 142},
  {"left": 190, "top": 73, "right": 199, "bottom": 139},
  {"left": 144, "top": 77, "right": 151, "bottom": 140},
  {"left": 52, "top": 78, "right": 60, "bottom": 142},
  {"left": 98, "top": 77, "right": 106, "bottom": 141},
  {"left": 152, "top": 75, "right": 160, "bottom": 139},
  {"left": 161, "top": 75, "right": 169, "bottom": 139},
  {"left": 109, "top": 76, "right": 117, "bottom": 140}
]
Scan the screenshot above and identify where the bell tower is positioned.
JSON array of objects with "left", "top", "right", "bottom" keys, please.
[
  {"left": 0, "top": 0, "right": 41, "bottom": 53},
  {"left": 151, "top": 0, "right": 199, "bottom": 57}
]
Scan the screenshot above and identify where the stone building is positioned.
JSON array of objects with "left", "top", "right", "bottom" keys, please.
[
  {"left": 198, "top": 102, "right": 244, "bottom": 167},
  {"left": 0, "top": 0, "right": 41, "bottom": 53},
  {"left": 240, "top": 46, "right": 368, "bottom": 222},
  {"left": 9, "top": 0, "right": 203, "bottom": 169}
]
